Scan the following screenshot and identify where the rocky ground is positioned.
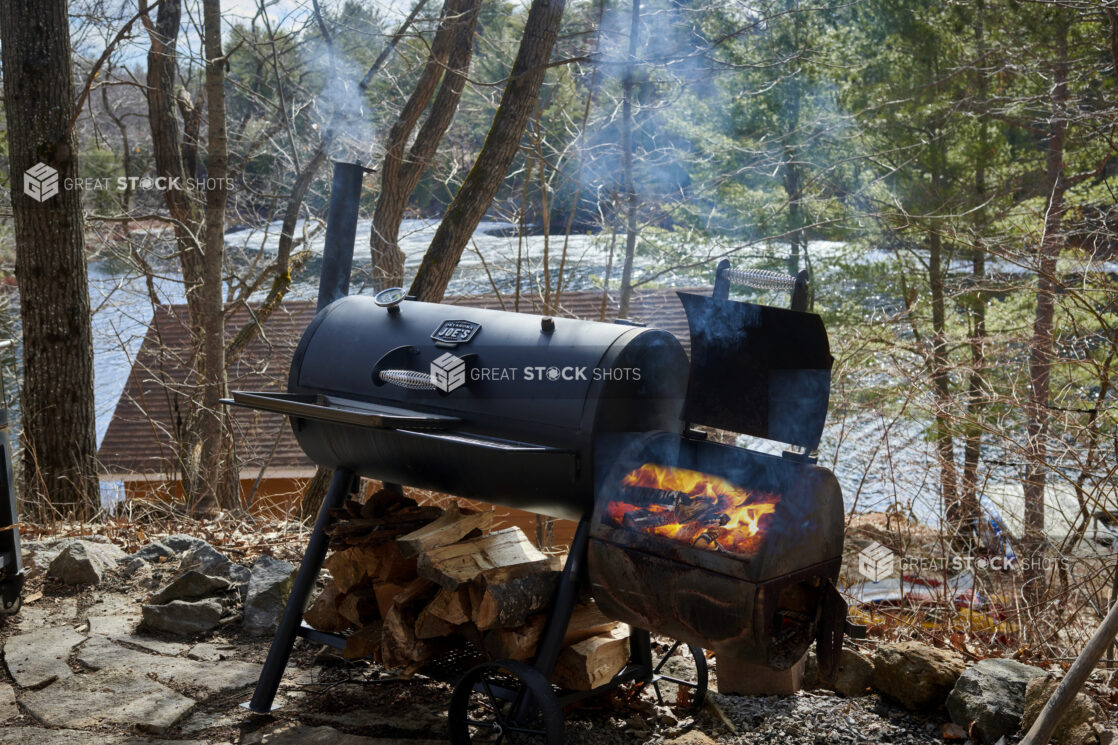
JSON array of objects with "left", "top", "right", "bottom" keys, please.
[{"left": 0, "top": 533, "right": 1109, "bottom": 744}]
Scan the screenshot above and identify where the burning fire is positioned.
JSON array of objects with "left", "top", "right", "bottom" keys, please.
[{"left": 606, "top": 463, "right": 780, "bottom": 556}]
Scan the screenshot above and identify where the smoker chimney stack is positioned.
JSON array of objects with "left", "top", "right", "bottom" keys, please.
[{"left": 317, "top": 161, "right": 366, "bottom": 312}]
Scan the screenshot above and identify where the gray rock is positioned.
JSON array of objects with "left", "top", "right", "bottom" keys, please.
[
  {"left": 141, "top": 599, "right": 223, "bottom": 636},
  {"left": 872, "top": 641, "right": 966, "bottom": 711},
  {"left": 47, "top": 539, "right": 126, "bottom": 586},
  {"left": 87, "top": 614, "right": 140, "bottom": 636},
  {"left": 111, "top": 635, "right": 191, "bottom": 656},
  {"left": 131, "top": 543, "right": 175, "bottom": 564},
  {"left": 19, "top": 669, "right": 194, "bottom": 733},
  {"left": 803, "top": 648, "right": 874, "bottom": 697},
  {"left": 187, "top": 641, "right": 235, "bottom": 661},
  {"left": 179, "top": 543, "right": 232, "bottom": 574},
  {"left": 1022, "top": 674, "right": 1105, "bottom": 745},
  {"left": 946, "top": 657, "right": 1047, "bottom": 744},
  {"left": 160, "top": 534, "right": 212, "bottom": 553},
  {"left": 78, "top": 636, "right": 261, "bottom": 695},
  {"left": 831, "top": 648, "right": 875, "bottom": 697},
  {"left": 0, "top": 683, "right": 18, "bottom": 722},
  {"left": 243, "top": 555, "right": 297, "bottom": 636},
  {"left": 148, "top": 570, "right": 231, "bottom": 605},
  {"left": 179, "top": 543, "right": 250, "bottom": 594},
  {"left": 3, "top": 625, "right": 85, "bottom": 688}
]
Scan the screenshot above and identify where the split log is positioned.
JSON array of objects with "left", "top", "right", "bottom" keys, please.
[
  {"left": 474, "top": 570, "right": 560, "bottom": 630},
  {"left": 423, "top": 586, "right": 472, "bottom": 626},
  {"left": 415, "top": 607, "right": 459, "bottom": 639},
  {"left": 479, "top": 602, "right": 616, "bottom": 662},
  {"left": 561, "top": 603, "right": 619, "bottom": 647},
  {"left": 338, "top": 589, "right": 380, "bottom": 626},
  {"left": 343, "top": 621, "right": 384, "bottom": 660},
  {"left": 553, "top": 625, "right": 631, "bottom": 691},
  {"left": 381, "top": 577, "right": 440, "bottom": 668},
  {"left": 361, "top": 489, "right": 418, "bottom": 519},
  {"left": 328, "top": 512, "right": 442, "bottom": 545},
  {"left": 322, "top": 546, "right": 380, "bottom": 593},
  {"left": 415, "top": 586, "right": 472, "bottom": 638},
  {"left": 484, "top": 614, "right": 547, "bottom": 660},
  {"left": 373, "top": 582, "right": 405, "bottom": 617},
  {"left": 371, "top": 541, "right": 419, "bottom": 584},
  {"left": 304, "top": 584, "right": 350, "bottom": 633},
  {"left": 396, "top": 502, "right": 494, "bottom": 557},
  {"left": 418, "top": 527, "right": 549, "bottom": 590}
]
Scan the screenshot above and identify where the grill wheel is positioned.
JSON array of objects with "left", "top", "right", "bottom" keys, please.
[{"left": 448, "top": 659, "right": 563, "bottom": 745}]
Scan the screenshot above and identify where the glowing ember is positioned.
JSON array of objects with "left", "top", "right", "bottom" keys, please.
[{"left": 607, "top": 463, "right": 780, "bottom": 556}]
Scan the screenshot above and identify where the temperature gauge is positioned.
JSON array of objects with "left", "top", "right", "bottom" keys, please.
[{"left": 374, "top": 287, "right": 406, "bottom": 315}]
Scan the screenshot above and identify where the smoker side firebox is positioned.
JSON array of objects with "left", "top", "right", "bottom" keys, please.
[{"left": 226, "top": 162, "right": 852, "bottom": 744}]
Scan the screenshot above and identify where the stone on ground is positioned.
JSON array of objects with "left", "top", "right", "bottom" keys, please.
[
  {"left": 243, "top": 555, "right": 297, "bottom": 636},
  {"left": 3, "top": 625, "right": 85, "bottom": 688},
  {"left": 19, "top": 669, "right": 194, "bottom": 732},
  {"left": 47, "top": 539, "right": 126, "bottom": 586},
  {"left": 872, "top": 641, "right": 966, "bottom": 711},
  {"left": 148, "top": 570, "right": 231, "bottom": 605},
  {"left": 664, "top": 732, "right": 718, "bottom": 745},
  {"left": 78, "top": 635, "right": 261, "bottom": 694},
  {"left": 141, "top": 598, "right": 223, "bottom": 636},
  {"left": 0, "top": 682, "right": 18, "bottom": 722},
  {"left": 1021, "top": 674, "right": 1106, "bottom": 745},
  {"left": 179, "top": 543, "right": 249, "bottom": 590},
  {"left": 807, "top": 648, "right": 874, "bottom": 697},
  {"left": 946, "top": 657, "right": 1046, "bottom": 744},
  {"left": 187, "top": 641, "right": 235, "bottom": 661}
]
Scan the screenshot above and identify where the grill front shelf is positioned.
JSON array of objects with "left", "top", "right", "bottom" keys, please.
[{"left": 226, "top": 391, "right": 461, "bottom": 430}]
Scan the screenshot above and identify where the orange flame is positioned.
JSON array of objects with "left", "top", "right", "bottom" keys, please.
[{"left": 609, "top": 463, "right": 780, "bottom": 557}]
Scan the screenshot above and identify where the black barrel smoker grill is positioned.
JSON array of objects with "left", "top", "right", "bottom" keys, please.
[{"left": 230, "top": 162, "right": 852, "bottom": 743}]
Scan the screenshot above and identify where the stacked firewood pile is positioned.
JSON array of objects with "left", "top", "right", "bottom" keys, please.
[{"left": 304, "top": 489, "right": 630, "bottom": 689}]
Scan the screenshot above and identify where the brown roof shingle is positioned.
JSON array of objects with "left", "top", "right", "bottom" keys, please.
[{"left": 97, "top": 286, "right": 704, "bottom": 478}]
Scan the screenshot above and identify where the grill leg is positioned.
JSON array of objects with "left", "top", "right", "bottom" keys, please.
[
  {"left": 247, "top": 467, "right": 357, "bottom": 712},
  {"left": 531, "top": 515, "right": 591, "bottom": 679}
]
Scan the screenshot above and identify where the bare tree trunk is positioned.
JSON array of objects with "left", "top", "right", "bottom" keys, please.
[
  {"left": 929, "top": 227, "right": 960, "bottom": 536},
  {"left": 144, "top": 0, "right": 231, "bottom": 514},
  {"left": 196, "top": 0, "right": 233, "bottom": 516},
  {"left": 616, "top": 0, "right": 641, "bottom": 319},
  {"left": 1023, "top": 8, "right": 1070, "bottom": 572},
  {"left": 960, "top": 0, "right": 989, "bottom": 549},
  {"left": 0, "top": 0, "right": 100, "bottom": 520},
  {"left": 372, "top": 0, "right": 482, "bottom": 291},
  {"left": 408, "top": 0, "right": 568, "bottom": 301}
]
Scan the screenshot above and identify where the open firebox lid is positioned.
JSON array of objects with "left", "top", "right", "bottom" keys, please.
[{"left": 678, "top": 291, "right": 833, "bottom": 450}]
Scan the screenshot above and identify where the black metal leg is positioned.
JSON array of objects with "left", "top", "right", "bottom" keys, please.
[
  {"left": 247, "top": 468, "right": 357, "bottom": 712},
  {"left": 630, "top": 628, "right": 652, "bottom": 671},
  {"left": 531, "top": 516, "right": 591, "bottom": 679}
]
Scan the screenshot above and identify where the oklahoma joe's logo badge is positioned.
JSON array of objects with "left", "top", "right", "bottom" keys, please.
[{"left": 24, "top": 162, "right": 59, "bottom": 202}]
